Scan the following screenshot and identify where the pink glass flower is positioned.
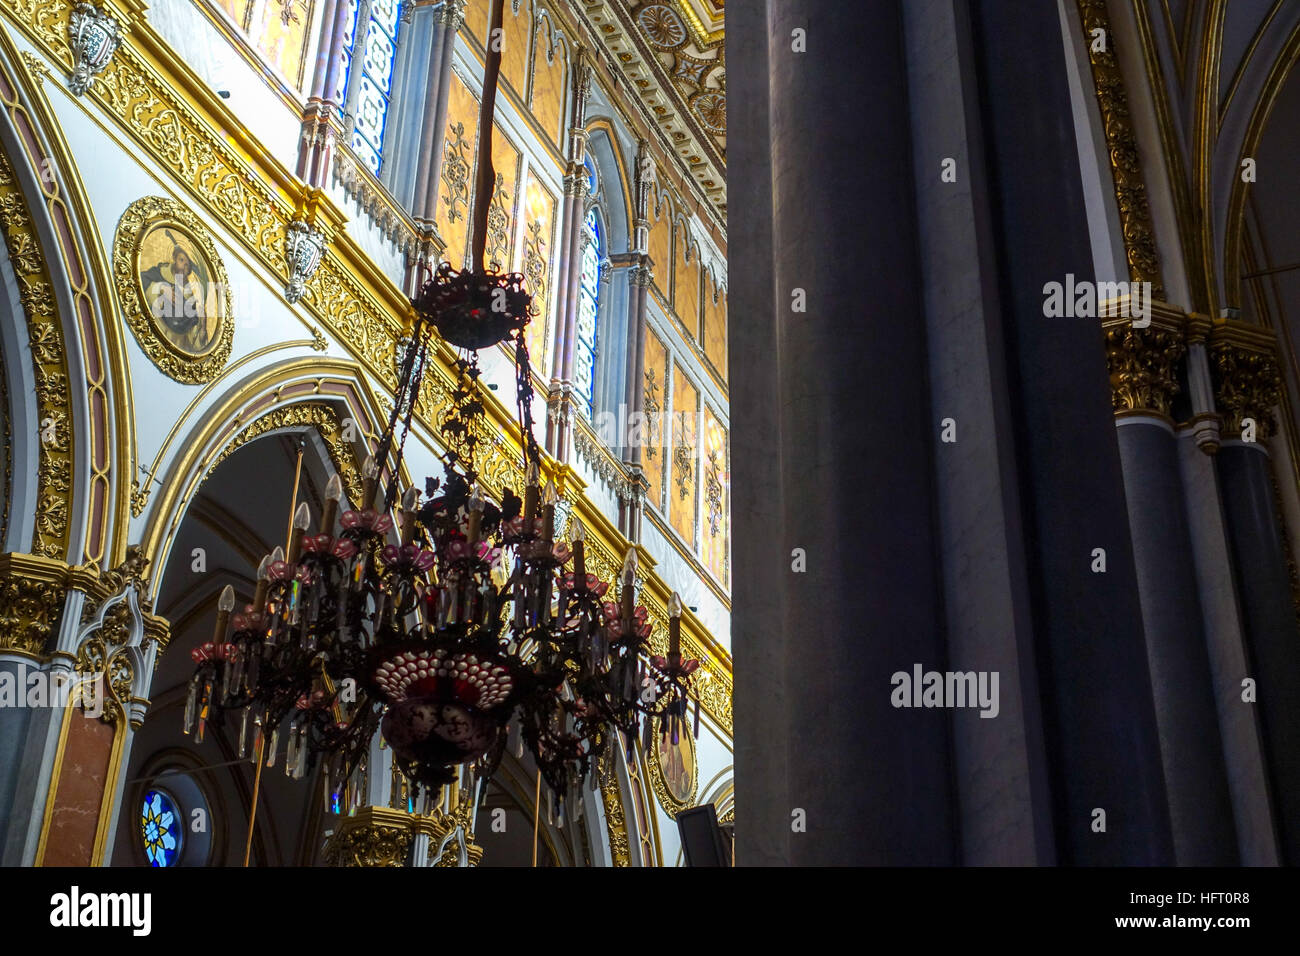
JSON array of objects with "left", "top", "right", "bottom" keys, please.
[
  {"left": 340, "top": 509, "right": 394, "bottom": 534},
  {"left": 190, "top": 642, "right": 239, "bottom": 664}
]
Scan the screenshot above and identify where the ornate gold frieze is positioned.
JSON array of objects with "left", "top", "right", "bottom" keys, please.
[
  {"left": 1075, "top": 0, "right": 1165, "bottom": 299},
  {"left": 1208, "top": 321, "right": 1281, "bottom": 442},
  {"left": 206, "top": 402, "right": 365, "bottom": 508},
  {"left": 323, "top": 806, "right": 414, "bottom": 867},
  {"left": 112, "top": 195, "right": 235, "bottom": 384},
  {"left": 0, "top": 150, "right": 73, "bottom": 560}
]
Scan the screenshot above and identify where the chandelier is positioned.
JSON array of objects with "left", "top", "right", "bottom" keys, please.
[{"left": 182, "top": 0, "right": 700, "bottom": 841}]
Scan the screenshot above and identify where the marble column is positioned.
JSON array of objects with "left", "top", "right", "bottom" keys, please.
[
  {"left": 405, "top": 0, "right": 467, "bottom": 292},
  {"left": 967, "top": 0, "right": 1173, "bottom": 864},
  {"left": 1106, "top": 312, "right": 1237, "bottom": 865},
  {"left": 297, "top": 0, "right": 355, "bottom": 185},
  {"left": 731, "top": 0, "right": 955, "bottom": 865},
  {"left": 1209, "top": 323, "right": 1300, "bottom": 863},
  {"left": 545, "top": 49, "right": 594, "bottom": 461},
  {"left": 411, "top": 0, "right": 466, "bottom": 227}
]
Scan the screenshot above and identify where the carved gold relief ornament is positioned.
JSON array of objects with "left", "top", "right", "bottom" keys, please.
[
  {"left": 323, "top": 806, "right": 415, "bottom": 867},
  {"left": 1102, "top": 301, "right": 1187, "bottom": 418},
  {"left": 0, "top": 546, "right": 168, "bottom": 664},
  {"left": 0, "top": 150, "right": 74, "bottom": 561},
  {"left": 207, "top": 402, "right": 366, "bottom": 507},
  {"left": 112, "top": 195, "right": 234, "bottom": 384},
  {"left": 1075, "top": 0, "right": 1166, "bottom": 300}
]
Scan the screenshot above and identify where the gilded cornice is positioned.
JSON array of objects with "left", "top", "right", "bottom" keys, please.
[
  {"left": 1075, "top": 0, "right": 1165, "bottom": 300},
  {"left": 1208, "top": 319, "right": 1282, "bottom": 441},
  {"left": 568, "top": 0, "right": 725, "bottom": 221},
  {"left": 0, "top": 149, "right": 73, "bottom": 561}
]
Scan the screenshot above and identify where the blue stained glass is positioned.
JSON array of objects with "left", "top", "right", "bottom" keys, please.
[
  {"left": 575, "top": 209, "right": 602, "bottom": 418},
  {"left": 342, "top": 0, "right": 402, "bottom": 174},
  {"left": 362, "top": 20, "right": 397, "bottom": 94},
  {"left": 141, "top": 789, "right": 182, "bottom": 867},
  {"left": 335, "top": 1, "right": 361, "bottom": 103}
]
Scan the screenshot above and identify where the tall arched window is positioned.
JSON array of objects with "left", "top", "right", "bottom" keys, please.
[
  {"left": 576, "top": 206, "right": 602, "bottom": 418},
  {"left": 342, "top": 0, "right": 403, "bottom": 175},
  {"left": 575, "top": 157, "right": 603, "bottom": 418}
]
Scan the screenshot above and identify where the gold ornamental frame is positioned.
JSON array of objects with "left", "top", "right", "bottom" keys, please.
[
  {"left": 648, "top": 719, "right": 699, "bottom": 816},
  {"left": 112, "top": 196, "right": 233, "bottom": 384}
]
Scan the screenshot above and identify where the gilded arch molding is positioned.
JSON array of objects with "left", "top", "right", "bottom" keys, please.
[
  {"left": 136, "top": 357, "right": 396, "bottom": 602},
  {"left": 0, "top": 143, "right": 73, "bottom": 561},
  {"left": 0, "top": 26, "right": 134, "bottom": 569}
]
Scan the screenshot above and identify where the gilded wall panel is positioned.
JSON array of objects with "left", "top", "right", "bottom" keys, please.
[
  {"left": 484, "top": 124, "right": 520, "bottom": 272},
  {"left": 701, "top": 404, "right": 728, "bottom": 586},
  {"left": 641, "top": 329, "right": 667, "bottom": 511},
  {"left": 500, "top": 0, "right": 532, "bottom": 104},
  {"left": 249, "top": 0, "right": 317, "bottom": 92},
  {"left": 673, "top": 222, "right": 700, "bottom": 338},
  {"left": 530, "top": 13, "right": 567, "bottom": 149},
  {"left": 703, "top": 275, "right": 726, "bottom": 380},
  {"left": 439, "top": 69, "right": 479, "bottom": 269},
  {"left": 463, "top": 0, "right": 491, "bottom": 46},
  {"left": 669, "top": 366, "right": 698, "bottom": 546},
  {"left": 522, "top": 170, "right": 556, "bottom": 372},
  {"left": 647, "top": 191, "right": 671, "bottom": 300}
]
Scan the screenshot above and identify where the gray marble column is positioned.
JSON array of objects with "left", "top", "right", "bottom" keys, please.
[
  {"left": 1217, "top": 440, "right": 1300, "bottom": 862},
  {"left": 968, "top": 0, "right": 1173, "bottom": 864},
  {"left": 411, "top": 0, "right": 466, "bottom": 228},
  {"left": 731, "top": 0, "right": 955, "bottom": 865},
  {"left": 1116, "top": 415, "right": 1237, "bottom": 864}
]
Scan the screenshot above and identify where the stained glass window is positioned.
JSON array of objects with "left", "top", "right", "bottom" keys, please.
[
  {"left": 575, "top": 207, "right": 601, "bottom": 418},
  {"left": 343, "top": 0, "right": 403, "bottom": 175},
  {"left": 141, "top": 789, "right": 182, "bottom": 867}
]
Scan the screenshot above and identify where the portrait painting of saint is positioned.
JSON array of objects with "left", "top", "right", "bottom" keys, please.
[
  {"left": 137, "top": 224, "right": 222, "bottom": 356},
  {"left": 658, "top": 726, "right": 696, "bottom": 806}
]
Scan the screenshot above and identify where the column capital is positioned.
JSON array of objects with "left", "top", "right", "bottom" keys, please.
[
  {"left": 438, "top": 0, "right": 468, "bottom": 28},
  {"left": 1102, "top": 304, "right": 1186, "bottom": 419},
  {"left": 324, "top": 806, "right": 415, "bottom": 866},
  {"left": 1208, "top": 320, "right": 1282, "bottom": 442}
]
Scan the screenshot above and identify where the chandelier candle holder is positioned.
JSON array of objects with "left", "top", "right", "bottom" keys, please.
[{"left": 182, "top": 0, "right": 703, "bottom": 850}]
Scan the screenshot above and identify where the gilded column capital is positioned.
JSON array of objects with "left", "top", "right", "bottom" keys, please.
[
  {"left": 0, "top": 552, "right": 70, "bottom": 657},
  {"left": 1102, "top": 303, "right": 1186, "bottom": 418},
  {"left": 1208, "top": 320, "right": 1281, "bottom": 442},
  {"left": 323, "top": 806, "right": 415, "bottom": 866},
  {"left": 438, "top": 0, "right": 468, "bottom": 29}
]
